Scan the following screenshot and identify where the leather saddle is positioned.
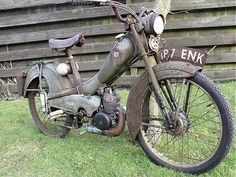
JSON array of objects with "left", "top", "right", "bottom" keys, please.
[{"left": 49, "top": 33, "right": 86, "bottom": 50}]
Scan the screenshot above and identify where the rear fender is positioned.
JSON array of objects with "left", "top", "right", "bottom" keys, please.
[{"left": 24, "top": 63, "right": 73, "bottom": 98}]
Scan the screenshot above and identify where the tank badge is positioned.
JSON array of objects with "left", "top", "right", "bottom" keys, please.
[{"left": 113, "top": 51, "right": 120, "bottom": 58}]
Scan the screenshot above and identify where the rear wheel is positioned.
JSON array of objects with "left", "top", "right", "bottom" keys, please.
[
  {"left": 28, "top": 78, "right": 72, "bottom": 138},
  {"left": 136, "top": 72, "right": 234, "bottom": 174}
]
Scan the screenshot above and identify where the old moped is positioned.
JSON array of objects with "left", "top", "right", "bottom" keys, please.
[{"left": 17, "top": 0, "right": 234, "bottom": 174}]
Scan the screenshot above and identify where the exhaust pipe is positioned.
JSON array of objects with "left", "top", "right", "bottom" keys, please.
[
  {"left": 103, "top": 108, "right": 126, "bottom": 137},
  {"left": 86, "top": 108, "right": 126, "bottom": 137},
  {"left": 49, "top": 110, "right": 64, "bottom": 120}
]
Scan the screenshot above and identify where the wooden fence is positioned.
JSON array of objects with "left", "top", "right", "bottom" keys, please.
[{"left": 0, "top": 0, "right": 235, "bottom": 97}]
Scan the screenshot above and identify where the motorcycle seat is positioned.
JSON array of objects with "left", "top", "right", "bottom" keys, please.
[{"left": 49, "top": 33, "right": 85, "bottom": 50}]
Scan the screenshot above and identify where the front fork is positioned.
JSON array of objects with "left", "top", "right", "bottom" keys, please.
[{"left": 130, "top": 24, "right": 175, "bottom": 128}]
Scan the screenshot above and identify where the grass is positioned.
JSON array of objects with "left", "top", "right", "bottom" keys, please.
[{"left": 0, "top": 82, "right": 235, "bottom": 177}]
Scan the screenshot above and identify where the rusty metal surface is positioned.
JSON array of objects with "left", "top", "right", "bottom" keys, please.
[
  {"left": 153, "top": 61, "right": 198, "bottom": 81},
  {"left": 103, "top": 108, "right": 126, "bottom": 137},
  {"left": 69, "top": 57, "right": 82, "bottom": 91},
  {"left": 24, "top": 62, "right": 73, "bottom": 98},
  {"left": 157, "top": 47, "right": 208, "bottom": 68},
  {"left": 49, "top": 33, "right": 85, "bottom": 50},
  {"left": 127, "top": 61, "right": 199, "bottom": 141},
  {"left": 126, "top": 72, "right": 148, "bottom": 141},
  {"left": 48, "top": 94, "right": 101, "bottom": 117}
]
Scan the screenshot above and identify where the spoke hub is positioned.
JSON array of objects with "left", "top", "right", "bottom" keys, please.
[{"left": 167, "top": 111, "right": 190, "bottom": 136}]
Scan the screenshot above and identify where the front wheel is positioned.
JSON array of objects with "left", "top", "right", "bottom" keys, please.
[{"left": 135, "top": 72, "right": 234, "bottom": 174}]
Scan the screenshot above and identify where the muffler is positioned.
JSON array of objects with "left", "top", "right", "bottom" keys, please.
[
  {"left": 86, "top": 108, "right": 126, "bottom": 137},
  {"left": 49, "top": 110, "right": 64, "bottom": 120},
  {"left": 103, "top": 108, "right": 126, "bottom": 137}
]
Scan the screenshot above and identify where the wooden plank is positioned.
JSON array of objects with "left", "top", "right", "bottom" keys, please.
[
  {"left": 165, "top": 15, "right": 236, "bottom": 30},
  {"left": 203, "top": 70, "right": 236, "bottom": 81},
  {"left": 170, "top": 0, "right": 236, "bottom": 11},
  {"left": 0, "top": 68, "right": 25, "bottom": 78},
  {"left": 0, "top": 42, "right": 113, "bottom": 62},
  {"left": 0, "top": 67, "right": 97, "bottom": 78},
  {"left": 207, "top": 53, "right": 236, "bottom": 64},
  {"left": 1, "top": 52, "right": 235, "bottom": 78},
  {"left": 0, "top": 24, "right": 123, "bottom": 45},
  {"left": 0, "top": 1, "right": 235, "bottom": 29},
  {"left": 0, "top": 14, "right": 235, "bottom": 46},
  {"left": 132, "top": 52, "right": 236, "bottom": 67},
  {"left": 1, "top": 0, "right": 235, "bottom": 12},
  {"left": 0, "top": 5, "right": 122, "bottom": 28},
  {"left": 0, "top": 5, "right": 234, "bottom": 29},
  {"left": 167, "top": 34, "right": 236, "bottom": 47},
  {"left": 0, "top": 0, "right": 69, "bottom": 11},
  {"left": 0, "top": 5, "right": 115, "bottom": 28},
  {"left": 0, "top": 34, "right": 235, "bottom": 62},
  {"left": 0, "top": 85, "right": 18, "bottom": 94},
  {"left": 1, "top": 70, "right": 235, "bottom": 94},
  {"left": 0, "top": 60, "right": 104, "bottom": 78}
]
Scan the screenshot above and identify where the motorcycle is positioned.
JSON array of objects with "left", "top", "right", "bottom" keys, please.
[{"left": 16, "top": 0, "right": 234, "bottom": 174}]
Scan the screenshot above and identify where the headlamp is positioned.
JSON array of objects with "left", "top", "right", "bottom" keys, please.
[{"left": 142, "top": 13, "right": 165, "bottom": 35}]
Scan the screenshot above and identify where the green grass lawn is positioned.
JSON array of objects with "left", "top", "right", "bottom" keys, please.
[{"left": 0, "top": 82, "right": 235, "bottom": 177}]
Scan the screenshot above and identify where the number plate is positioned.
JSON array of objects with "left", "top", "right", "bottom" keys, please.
[{"left": 157, "top": 47, "right": 208, "bottom": 68}]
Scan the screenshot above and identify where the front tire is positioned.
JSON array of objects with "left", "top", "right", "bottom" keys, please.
[{"left": 135, "top": 72, "right": 234, "bottom": 174}]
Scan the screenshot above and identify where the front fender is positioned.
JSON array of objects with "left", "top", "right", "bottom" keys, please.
[
  {"left": 153, "top": 61, "right": 199, "bottom": 81},
  {"left": 24, "top": 63, "right": 73, "bottom": 98},
  {"left": 126, "top": 61, "right": 199, "bottom": 142}
]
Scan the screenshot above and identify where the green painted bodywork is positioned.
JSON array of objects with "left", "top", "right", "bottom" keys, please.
[
  {"left": 24, "top": 63, "right": 73, "bottom": 98},
  {"left": 24, "top": 33, "right": 138, "bottom": 115},
  {"left": 79, "top": 33, "right": 138, "bottom": 94},
  {"left": 23, "top": 0, "right": 173, "bottom": 139}
]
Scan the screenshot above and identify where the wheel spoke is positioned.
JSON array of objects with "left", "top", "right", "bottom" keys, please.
[
  {"left": 139, "top": 76, "right": 225, "bottom": 167},
  {"left": 157, "top": 135, "right": 177, "bottom": 151},
  {"left": 184, "top": 99, "right": 212, "bottom": 110},
  {"left": 187, "top": 131, "right": 219, "bottom": 144},
  {"left": 161, "top": 136, "right": 179, "bottom": 158},
  {"left": 188, "top": 114, "right": 220, "bottom": 124},
  {"left": 180, "top": 135, "right": 203, "bottom": 160},
  {"left": 28, "top": 79, "right": 71, "bottom": 136}
]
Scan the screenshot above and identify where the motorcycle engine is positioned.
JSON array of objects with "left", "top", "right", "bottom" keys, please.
[{"left": 94, "top": 88, "right": 120, "bottom": 130}]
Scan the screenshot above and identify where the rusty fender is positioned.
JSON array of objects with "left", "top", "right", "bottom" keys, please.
[
  {"left": 126, "top": 61, "right": 199, "bottom": 141},
  {"left": 153, "top": 61, "right": 199, "bottom": 81},
  {"left": 23, "top": 63, "right": 73, "bottom": 98}
]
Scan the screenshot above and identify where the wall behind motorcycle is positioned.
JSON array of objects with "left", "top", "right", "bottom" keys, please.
[{"left": 0, "top": 0, "right": 235, "bottom": 98}]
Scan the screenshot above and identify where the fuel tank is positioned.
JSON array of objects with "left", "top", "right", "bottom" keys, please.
[{"left": 79, "top": 33, "right": 138, "bottom": 94}]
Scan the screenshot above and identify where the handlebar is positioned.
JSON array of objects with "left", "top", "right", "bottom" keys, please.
[
  {"left": 72, "top": 0, "right": 140, "bottom": 24},
  {"left": 111, "top": 5, "right": 127, "bottom": 23},
  {"left": 72, "top": 0, "right": 109, "bottom": 6}
]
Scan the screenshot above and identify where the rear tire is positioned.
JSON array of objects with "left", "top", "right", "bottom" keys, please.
[
  {"left": 135, "top": 72, "right": 234, "bottom": 174},
  {"left": 28, "top": 79, "right": 72, "bottom": 138}
]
